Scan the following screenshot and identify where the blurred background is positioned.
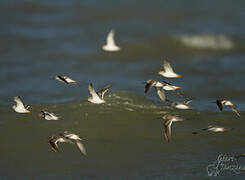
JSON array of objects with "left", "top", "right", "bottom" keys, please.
[
  {"left": 1, "top": 0, "right": 245, "bottom": 179},
  {"left": 1, "top": 0, "right": 245, "bottom": 109}
]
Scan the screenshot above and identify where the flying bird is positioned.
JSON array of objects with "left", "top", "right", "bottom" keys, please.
[
  {"left": 216, "top": 99, "right": 241, "bottom": 117},
  {"left": 12, "top": 96, "right": 30, "bottom": 113},
  {"left": 192, "top": 125, "right": 226, "bottom": 134},
  {"left": 49, "top": 131, "right": 87, "bottom": 155},
  {"left": 171, "top": 100, "right": 192, "bottom": 110},
  {"left": 102, "top": 29, "right": 121, "bottom": 52},
  {"left": 144, "top": 80, "right": 180, "bottom": 94},
  {"left": 158, "top": 60, "right": 182, "bottom": 78},
  {"left": 144, "top": 80, "right": 168, "bottom": 102},
  {"left": 144, "top": 80, "right": 182, "bottom": 99},
  {"left": 55, "top": 75, "right": 79, "bottom": 86},
  {"left": 88, "top": 83, "right": 111, "bottom": 104},
  {"left": 40, "top": 111, "right": 59, "bottom": 120},
  {"left": 162, "top": 114, "right": 183, "bottom": 142}
]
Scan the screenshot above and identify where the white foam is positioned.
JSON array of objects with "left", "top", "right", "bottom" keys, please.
[{"left": 178, "top": 34, "right": 233, "bottom": 50}]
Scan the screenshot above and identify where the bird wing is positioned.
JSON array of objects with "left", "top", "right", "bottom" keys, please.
[
  {"left": 97, "top": 85, "right": 111, "bottom": 99},
  {"left": 145, "top": 80, "right": 154, "bottom": 94},
  {"left": 164, "top": 120, "right": 172, "bottom": 142},
  {"left": 163, "top": 60, "right": 173, "bottom": 73},
  {"left": 49, "top": 138, "right": 59, "bottom": 152},
  {"left": 14, "top": 96, "right": 25, "bottom": 109},
  {"left": 216, "top": 100, "right": 223, "bottom": 111},
  {"left": 88, "top": 83, "right": 100, "bottom": 99},
  {"left": 62, "top": 131, "right": 81, "bottom": 141},
  {"left": 76, "top": 141, "right": 87, "bottom": 155},
  {"left": 106, "top": 29, "right": 115, "bottom": 46},
  {"left": 24, "top": 104, "right": 31, "bottom": 110},
  {"left": 162, "top": 80, "right": 172, "bottom": 85},
  {"left": 64, "top": 77, "right": 78, "bottom": 85},
  {"left": 231, "top": 106, "right": 241, "bottom": 117},
  {"left": 184, "top": 100, "right": 192, "bottom": 104},
  {"left": 156, "top": 87, "right": 166, "bottom": 102},
  {"left": 57, "top": 76, "right": 68, "bottom": 84},
  {"left": 50, "top": 113, "right": 59, "bottom": 120}
]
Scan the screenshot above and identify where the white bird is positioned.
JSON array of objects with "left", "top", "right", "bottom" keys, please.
[
  {"left": 192, "top": 125, "right": 226, "bottom": 134},
  {"left": 40, "top": 111, "right": 59, "bottom": 120},
  {"left": 216, "top": 99, "right": 241, "bottom": 117},
  {"left": 12, "top": 96, "right": 30, "bottom": 113},
  {"left": 158, "top": 60, "right": 182, "bottom": 78},
  {"left": 145, "top": 80, "right": 180, "bottom": 93},
  {"left": 55, "top": 75, "right": 79, "bottom": 86},
  {"left": 88, "top": 83, "right": 111, "bottom": 104},
  {"left": 102, "top": 29, "right": 121, "bottom": 52},
  {"left": 171, "top": 100, "right": 192, "bottom": 110},
  {"left": 49, "top": 131, "right": 87, "bottom": 156},
  {"left": 162, "top": 114, "right": 183, "bottom": 142}
]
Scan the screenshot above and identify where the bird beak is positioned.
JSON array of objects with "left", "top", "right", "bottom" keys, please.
[{"left": 177, "top": 75, "right": 182, "bottom": 78}]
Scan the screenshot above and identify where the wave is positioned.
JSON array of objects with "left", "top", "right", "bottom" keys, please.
[{"left": 178, "top": 34, "right": 233, "bottom": 50}]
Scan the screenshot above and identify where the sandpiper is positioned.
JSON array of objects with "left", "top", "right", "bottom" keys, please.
[
  {"left": 162, "top": 114, "right": 183, "bottom": 142},
  {"left": 145, "top": 80, "right": 180, "bottom": 93},
  {"left": 192, "top": 125, "right": 226, "bottom": 134},
  {"left": 55, "top": 75, "right": 79, "bottom": 86},
  {"left": 216, "top": 99, "right": 241, "bottom": 117},
  {"left": 88, "top": 83, "right": 111, "bottom": 104},
  {"left": 60, "top": 131, "right": 87, "bottom": 155},
  {"left": 12, "top": 96, "right": 30, "bottom": 113},
  {"left": 171, "top": 100, "right": 192, "bottom": 110},
  {"left": 102, "top": 29, "right": 121, "bottom": 52},
  {"left": 40, "top": 111, "right": 59, "bottom": 120},
  {"left": 158, "top": 60, "right": 182, "bottom": 78},
  {"left": 49, "top": 131, "right": 87, "bottom": 155}
]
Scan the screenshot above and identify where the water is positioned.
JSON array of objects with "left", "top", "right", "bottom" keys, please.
[{"left": 1, "top": 0, "right": 245, "bottom": 179}]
